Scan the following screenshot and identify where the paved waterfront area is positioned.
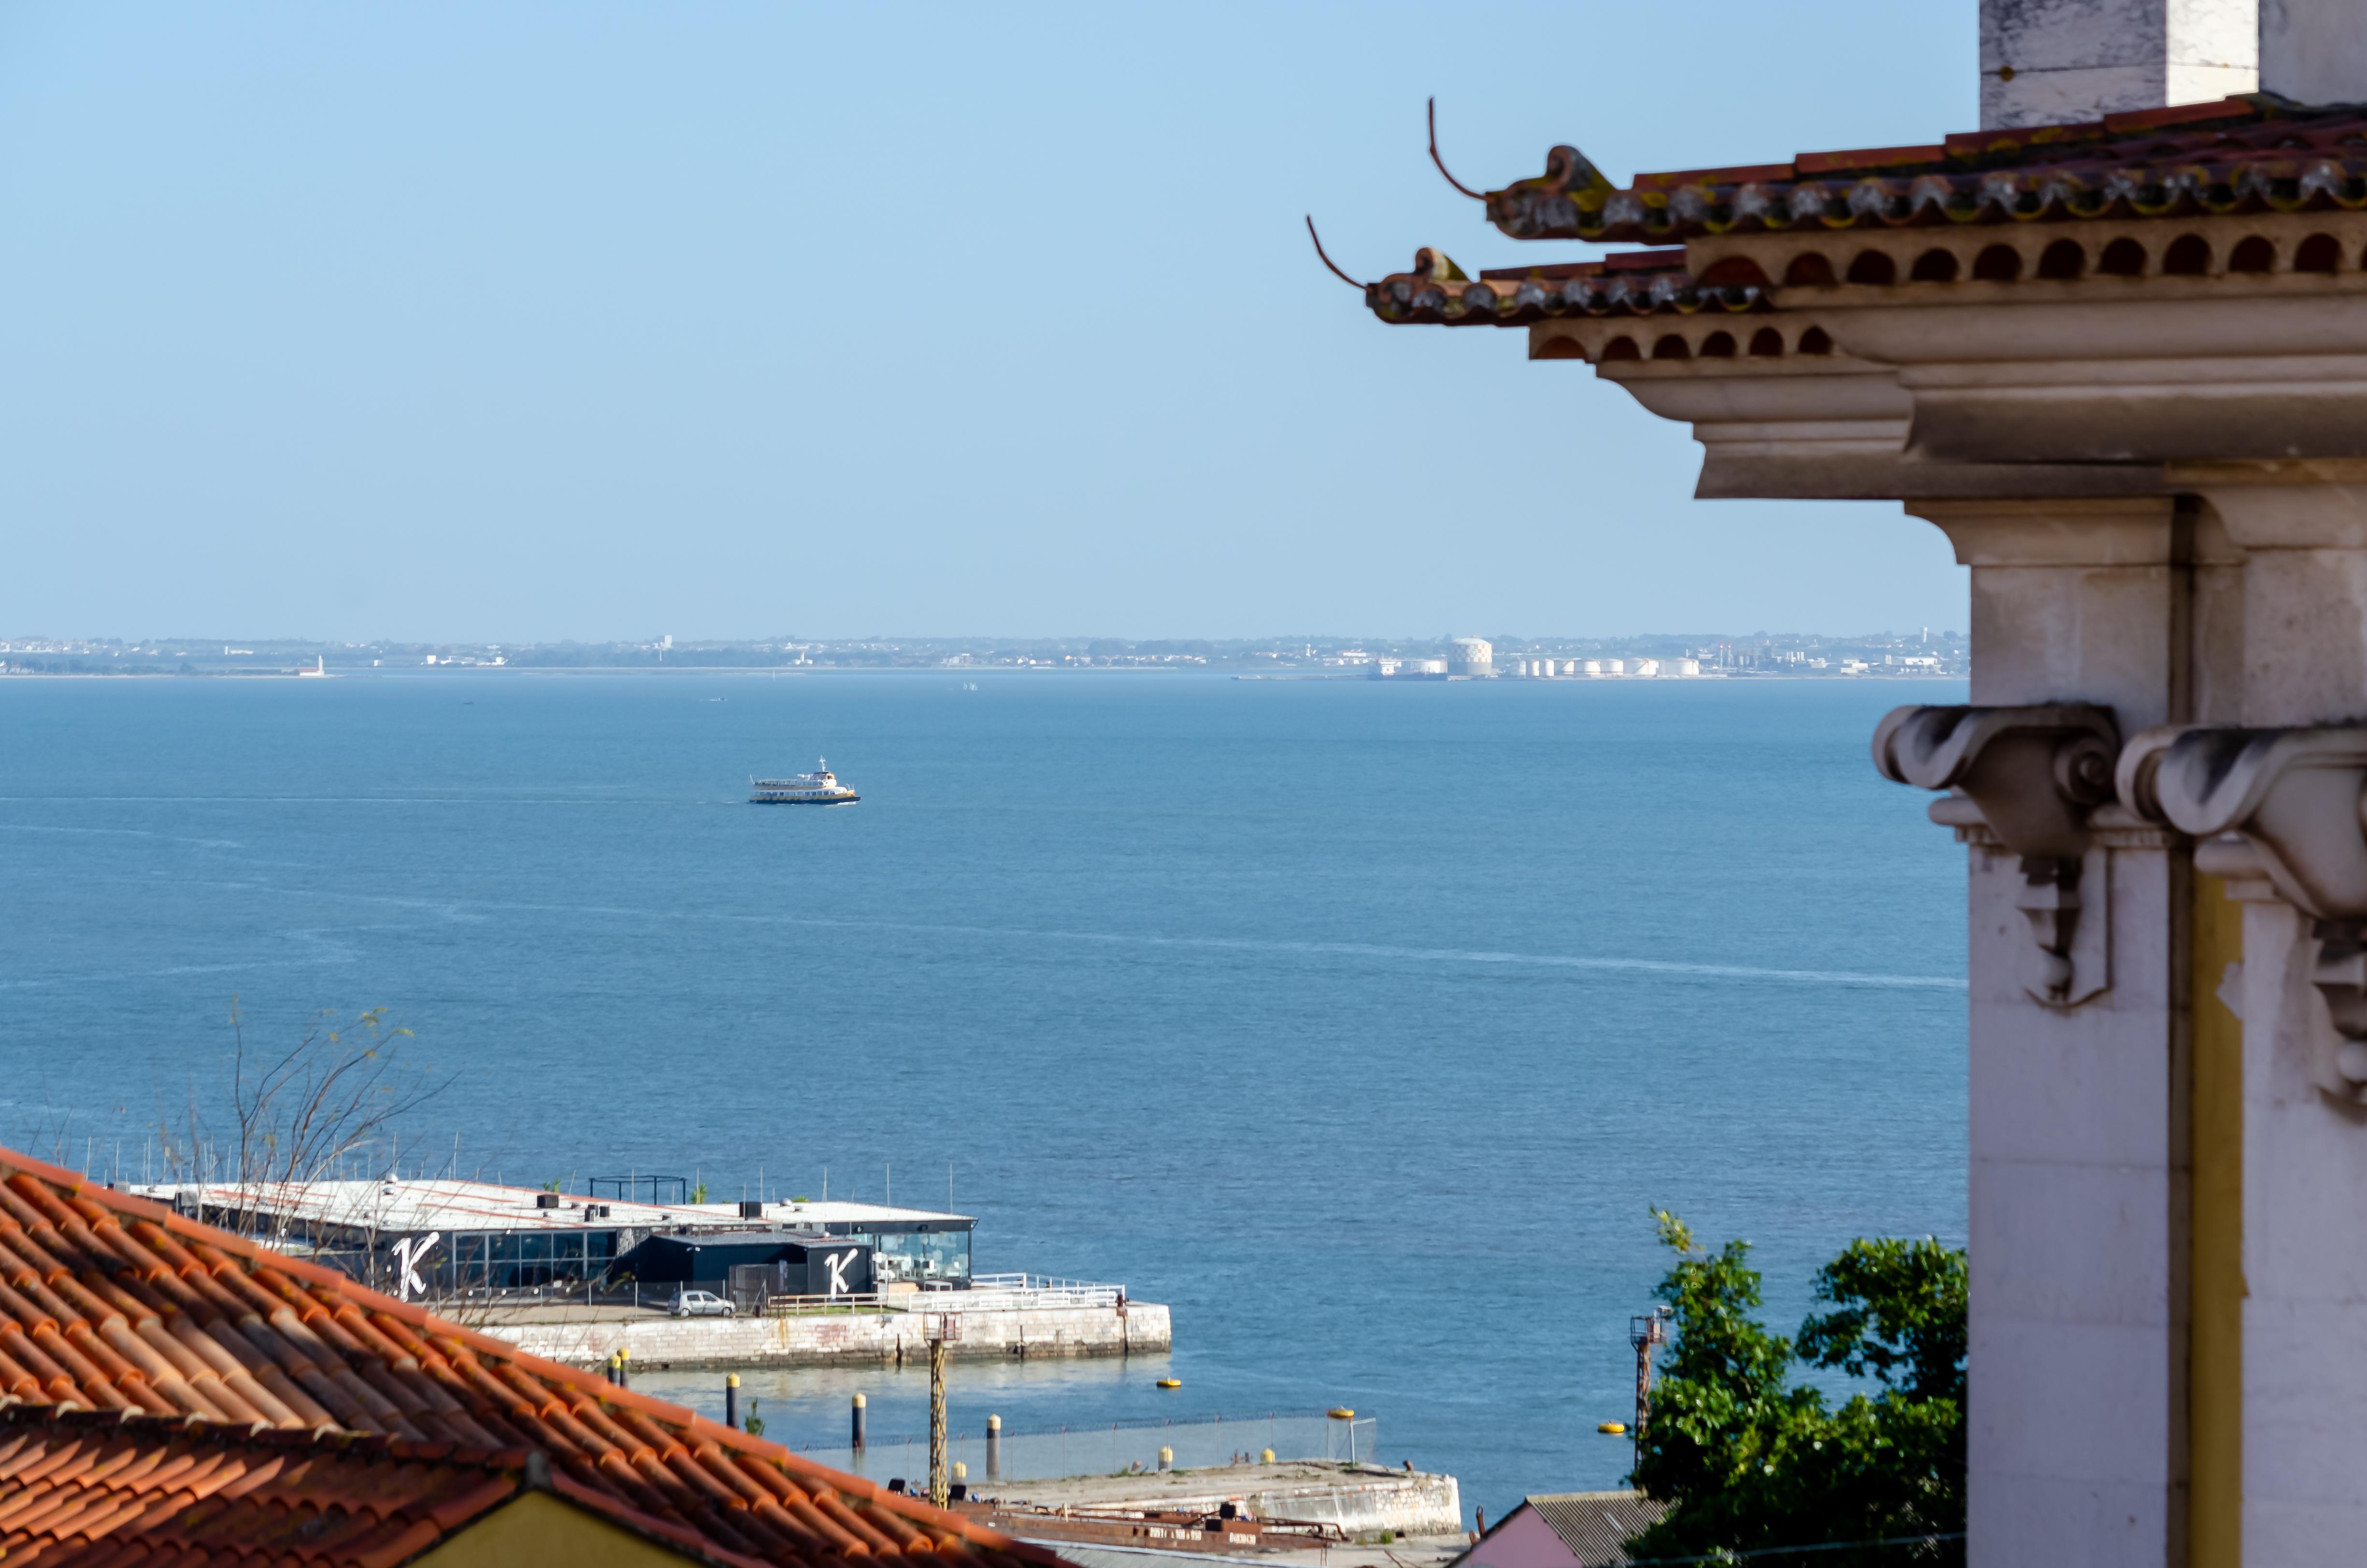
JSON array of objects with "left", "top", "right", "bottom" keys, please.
[{"left": 968, "top": 1459, "right": 1464, "bottom": 1545}]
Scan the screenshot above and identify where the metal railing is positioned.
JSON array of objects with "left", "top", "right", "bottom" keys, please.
[
  {"left": 403, "top": 1275, "right": 1136, "bottom": 1317},
  {"left": 958, "top": 1275, "right": 1127, "bottom": 1309},
  {"left": 746, "top": 1278, "right": 1129, "bottom": 1315},
  {"left": 793, "top": 1410, "right": 1378, "bottom": 1486}
]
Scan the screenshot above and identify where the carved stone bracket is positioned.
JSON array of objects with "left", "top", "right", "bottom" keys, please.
[
  {"left": 2120, "top": 724, "right": 2367, "bottom": 1104},
  {"left": 2119, "top": 726, "right": 2367, "bottom": 917},
  {"left": 1874, "top": 704, "right": 2120, "bottom": 1007}
]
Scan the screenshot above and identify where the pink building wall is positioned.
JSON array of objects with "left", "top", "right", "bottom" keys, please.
[{"left": 1463, "top": 1505, "right": 1584, "bottom": 1568}]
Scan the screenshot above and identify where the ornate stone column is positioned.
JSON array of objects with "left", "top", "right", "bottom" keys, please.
[
  {"left": 2133, "top": 464, "right": 2367, "bottom": 1558},
  {"left": 1894, "top": 499, "right": 2195, "bottom": 1568}
]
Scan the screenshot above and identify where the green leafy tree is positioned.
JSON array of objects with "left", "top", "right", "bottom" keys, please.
[{"left": 1627, "top": 1213, "right": 1966, "bottom": 1566}]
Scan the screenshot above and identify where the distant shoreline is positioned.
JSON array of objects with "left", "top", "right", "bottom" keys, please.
[{"left": 0, "top": 665, "right": 1969, "bottom": 684}]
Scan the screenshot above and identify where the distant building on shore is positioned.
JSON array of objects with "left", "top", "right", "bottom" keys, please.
[
  {"left": 1448, "top": 637, "right": 1494, "bottom": 678},
  {"left": 1370, "top": 657, "right": 1448, "bottom": 679}
]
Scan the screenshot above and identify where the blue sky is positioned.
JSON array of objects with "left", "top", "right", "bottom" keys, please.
[{"left": 0, "top": 3, "right": 1978, "bottom": 643}]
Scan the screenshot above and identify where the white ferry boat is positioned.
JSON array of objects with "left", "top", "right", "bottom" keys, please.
[{"left": 749, "top": 760, "right": 860, "bottom": 805}]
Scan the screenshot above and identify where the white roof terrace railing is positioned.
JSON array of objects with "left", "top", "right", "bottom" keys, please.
[{"left": 748, "top": 1277, "right": 1129, "bottom": 1315}]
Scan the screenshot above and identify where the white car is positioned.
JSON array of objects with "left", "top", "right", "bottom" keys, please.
[{"left": 670, "top": 1289, "right": 735, "bottom": 1319}]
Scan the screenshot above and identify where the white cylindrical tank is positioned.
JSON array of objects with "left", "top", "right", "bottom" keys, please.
[
  {"left": 1411, "top": 658, "right": 1447, "bottom": 675},
  {"left": 1634, "top": 659, "right": 1661, "bottom": 677},
  {"left": 1448, "top": 637, "right": 1494, "bottom": 678},
  {"left": 1670, "top": 657, "right": 1701, "bottom": 677},
  {"left": 1603, "top": 659, "right": 1625, "bottom": 676}
]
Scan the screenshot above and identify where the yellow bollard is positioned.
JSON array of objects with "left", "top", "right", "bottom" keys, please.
[
  {"left": 1158, "top": 1446, "right": 1173, "bottom": 1472},
  {"left": 1260, "top": 1448, "right": 1274, "bottom": 1464}
]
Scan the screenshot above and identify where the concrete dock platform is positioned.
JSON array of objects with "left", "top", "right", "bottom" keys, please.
[
  {"left": 966, "top": 1459, "right": 1464, "bottom": 1546},
  {"left": 475, "top": 1297, "right": 1170, "bottom": 1370}
]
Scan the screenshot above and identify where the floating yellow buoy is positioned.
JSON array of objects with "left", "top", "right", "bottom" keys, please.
[
  {"left": 1598, "top": 1421, "right": 1627, "bottom": 1435},
  {"left": 1156, "top": 1378, "right": 1182, "bottom": 1389},
  {"left": 1326, "top": 1408, "right": 1355, "bottom": 1420}
]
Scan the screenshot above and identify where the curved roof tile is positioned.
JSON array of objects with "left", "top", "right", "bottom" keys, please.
[
  {"left": 1483, "top": 96, "right": 2367, "bottom": 242},
  {"left": 0, "top": 1145, "right": 1062, "bottom": 1568},
  {"left": 1365, "top": 249, "right": 1761, "bottom": 325}
]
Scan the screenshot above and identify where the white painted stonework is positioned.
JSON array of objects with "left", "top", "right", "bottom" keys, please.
[
  {"left": 1531, "top": 223, "right": 2367, "bottom": 1568},
  {"left": 2260, "top": 0, "right": 2367, "bottom": 104},
  {"left": 1981, "top": 0, "right": 2256, "bottom": 130}
]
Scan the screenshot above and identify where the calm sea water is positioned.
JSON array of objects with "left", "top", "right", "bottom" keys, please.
[{"left": 0, "top": 670, "right": 1967, "bottom": 1518}]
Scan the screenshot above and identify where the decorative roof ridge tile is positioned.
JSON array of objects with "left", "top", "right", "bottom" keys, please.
[
  {"left": 1478, "top": 95, "right": 2367, "bottom": 242},
  {"left": 1370, "top": 245, "right": 1758, "bottom": 325}
]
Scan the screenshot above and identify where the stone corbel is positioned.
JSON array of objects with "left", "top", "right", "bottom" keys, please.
[
  {"left": 2120, "top": 724, "right": 2367, "bottom": 1104},
  {"left": 1874, "top": 704, "right": 2120, "bottom": 1007}
]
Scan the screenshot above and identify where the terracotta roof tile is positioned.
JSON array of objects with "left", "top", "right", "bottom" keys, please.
[
  {"left": 1482, "top": 94, "right": 2367, "bottom": 242},
  {"left": 1370, "top": 248, "right": 1752, "bottom": 326},
  {"left": 0, "top": 1146, "right": 1067, "bottom": 1568}
]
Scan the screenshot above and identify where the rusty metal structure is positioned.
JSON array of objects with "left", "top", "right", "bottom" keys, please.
[
  {"left": 1629, "top": 1307, "right": 1670, "bottom": 1446},
  {"left": 925, "top": 1311, "right": 963, "bottom": 1507}
]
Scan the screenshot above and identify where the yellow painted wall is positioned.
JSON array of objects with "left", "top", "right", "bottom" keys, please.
[
  {"left": 2190, "top": 873, "right": 2243, "bottom": 1568},
  {"left": 412, "top": 1489, "right": 704, "bottom": 1568}
]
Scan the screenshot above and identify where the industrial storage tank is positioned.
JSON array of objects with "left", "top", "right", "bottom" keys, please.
[{"left": 1448, "top": 637, "right": 1494, "bottom": 678}]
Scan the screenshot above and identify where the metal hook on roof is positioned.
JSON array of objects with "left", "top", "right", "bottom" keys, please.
[
  {"left": 1428, "top": 98, "right": 1485, "bottom": 201},
  {"left": 1305, "top": 216, "right": 1367, "bottom": 289}
]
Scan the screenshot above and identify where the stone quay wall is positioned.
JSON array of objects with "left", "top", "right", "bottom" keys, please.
[
  {"left": 1127, "top": 1471, "right": 1463, "bottom": 1540},
  {"left": 481, "top": 1300, "right": 1171, "bottom": 1371}
]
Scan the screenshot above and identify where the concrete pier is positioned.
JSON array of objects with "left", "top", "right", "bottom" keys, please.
[
  {"left": 970, "top": 1460, "right": 1464, "bottom": 1544},
  {"left": 477, "top": 1297, "right": 1170, "bottom": 1371}
]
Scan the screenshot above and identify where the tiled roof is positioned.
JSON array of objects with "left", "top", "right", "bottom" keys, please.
[
  {"left": 0, "top": 1146, "right": 1058, "bottom": 1568},
  {"left": 1368, "top": 248, "right": 1762, "bottom": 326},
  {"left": 1485, "top": 95, "right": 2367, "bottom": 243},
  {"left": 1521, "top": 1491, "right": 1668, "bottom": 1567},
  {"left": 0, "top": 1405, "right": 530, "bottom": 1567}
]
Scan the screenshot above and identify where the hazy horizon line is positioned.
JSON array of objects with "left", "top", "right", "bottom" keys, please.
[{"left": 6, "top": 627, "right": 1971, "bottom": 647}]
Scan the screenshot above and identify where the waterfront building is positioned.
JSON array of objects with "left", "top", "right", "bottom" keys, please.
[
  {"left": 1358, "top": 1, "right": 2367, "bottom": 1559},
  {"left": 0, "top": 1145, "right": 1058, "bottom": 1568},
  {"left": 132, "top": 1176, "right": 972, "bottom": 1300}
]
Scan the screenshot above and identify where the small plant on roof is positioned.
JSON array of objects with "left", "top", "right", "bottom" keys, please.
[
  {"left": 691, "top": 1181, "right": 709, "bottom": 1203},
  {"left": 743, "top": 1397, "right": 763, "bottom": 1437}
]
